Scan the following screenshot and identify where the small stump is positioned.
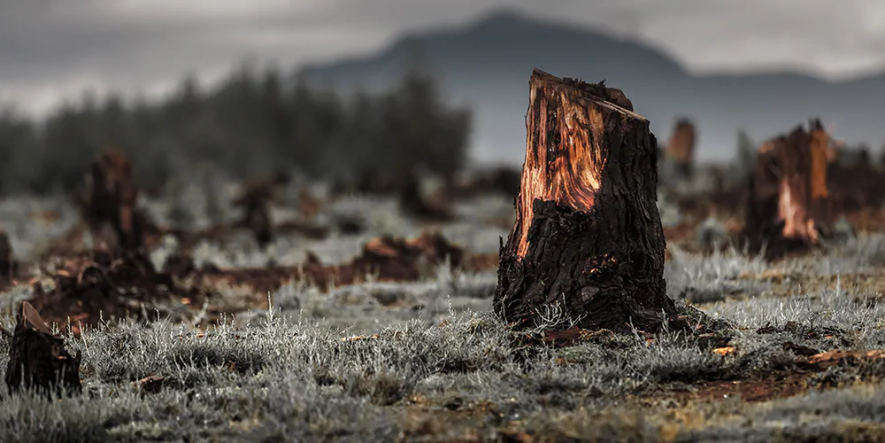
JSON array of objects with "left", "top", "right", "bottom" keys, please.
[
  {"left": 398, "top": 172, "right": 453, "bottom": 222},
  {"left": 233, "top": 173, "right": 290, "bottom": 248},
  {"left": 0, "top": 229, "right": 14, "bottom": 281},
  {"left": 663, "top": 118, "right": 697, "bottom": 182},
  {"left": 5, "top": 302, "right": 82, "bottom": 397},
  {"left": 495, "top": 69, "right": 675, "bottom": 333},
  {"left": 742, "top": 119, "right": 832, "bottom": 258},
  {"left": 87, "top": 148, "right": 145, "bottom": 253}
]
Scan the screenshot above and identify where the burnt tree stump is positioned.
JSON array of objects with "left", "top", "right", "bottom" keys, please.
[
  {"left": 233, "top": 172, "right": 290, "bottom": 248},
  {"left": 0, "top": 229, "right": 13, "bottom": 281},
  {"left": 5, "top": 302, "right": 82, "bottom": 397},
  {"left": 87, "top": 149, "right": 146, "bottom": 254},
  {"left": 494, "top": 69, "right": 675, "bottom": 333},
  {"left": 664, "top": 118, "right": 697, "bottom": 180},
  {"left": 743, "top": 119, "right": 831, "bottom": 258},
  {"left": 398, "top": 172, "right": 453, "bottom": 222}
]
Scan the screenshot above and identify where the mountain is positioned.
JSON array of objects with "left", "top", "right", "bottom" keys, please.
[{"left": 301, "top": 9, "right": 885, "bottom": 165}]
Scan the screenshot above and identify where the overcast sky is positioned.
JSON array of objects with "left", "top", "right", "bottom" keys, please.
[{"left": 2, "top": 0, "right": 884, "bottom": 116}]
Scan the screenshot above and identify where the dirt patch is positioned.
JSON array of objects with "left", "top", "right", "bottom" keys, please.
[
  {"left": 399, "top": 398, "right": 510, "bottom": 443},
  {"left": 671, "top": 372, "right": 811, "bottom": 403},
  {"left": 662, "top": 348, "right": 885, "bottom": 405}
]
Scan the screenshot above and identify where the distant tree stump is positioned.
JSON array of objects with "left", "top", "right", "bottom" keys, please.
[
  {"left": 879, "top": 144, "right": 885, "bottom": 170},
  {"left": 743, "top": 119, "right": 831, "bottom": 257},
  {"left": 233, "top": 172, "right": 290, "bottom": 248},
  {"left": 87, "top": 149, "right": 145, "bottom": 254},
  {"left": 454, "top": 167, "right": 522, "bottom": 199},
  {"left": 827, "top": 144, "right": 885, "bottom": 213},
  {"left": 664, "top": 118, "right": 697, "bottom": 180},
  {"left": 0, "top": 229, "right": 13, "bottom": 280},
  {"left": 245, "top": 205, "right": 274, "bottom": 248},
  {"left": 162, "top": 251, "right": 197, "bottom": 279},
  {"left": 5, "top": 302, "right": 82, "bottom": 397},
  {"left": 486, "top": 167, "right": 522, "bottom": 198},
  {"left": 494, "top": 69, "right": 674, "bottom": 333},
  {"left": 398, "top": 172, "right": 453, "bottom": 222}
]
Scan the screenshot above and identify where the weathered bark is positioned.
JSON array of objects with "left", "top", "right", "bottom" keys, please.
[
  {"left": 86, "top": 149, "right": 147, "bottom": 254},
  {"left": 494, "top": 69, "right": 675, "bottom": 333},
  {"left": 664, "top": 118, "right": 697, "bottom": 179},
  {"left": 742, "top": 119, "right": 831, "bottom": 257},
  {"left": 5, "top": 302, "right": 82, "bottom": 397}
]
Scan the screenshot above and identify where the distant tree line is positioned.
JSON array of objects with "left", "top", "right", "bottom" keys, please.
[{"left": 0, "top": 62, "right": 471, "bottom": 195}]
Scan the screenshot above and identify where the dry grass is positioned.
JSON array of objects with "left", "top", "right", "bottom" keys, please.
[{"left": 2, "top": 193, "right": 885, "bottom": 442}]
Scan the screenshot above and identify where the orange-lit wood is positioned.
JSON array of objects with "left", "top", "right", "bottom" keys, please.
[
  {"left": 743, "top": 119, "right": 833, "bottom": 258},
  {"left": 496, "top": 69, "right": 673, "bottom": 333}
]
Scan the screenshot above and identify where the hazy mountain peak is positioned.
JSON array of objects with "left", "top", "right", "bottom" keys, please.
[
  {"left": 467, "top": 8, "right": 534, "bottom": 28},
  {"left": 303, "top": 11, "right": 885, "bottom": 165}
]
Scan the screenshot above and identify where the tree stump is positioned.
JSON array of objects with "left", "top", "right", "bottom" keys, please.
[
  {"left": 742, "top": 119, "right": 831, "bottom": 258},
  {"left": 87, "top": 149, "right": 145, "bottom": 254},
  {"left": 398, "top": 172, "right": 453, "bottom": 222},
  {"left": 0, "top": 229, "right": 13, "bottom": 281},
  {"left": 232, "top": 173, "right": 290, "bottom": 248},
  {"left": 453, "top": 167, "right": 522, "bottom": 199},
  {"left": 494, "top": 69, "right": 674, "bottom": 333},
  {"left": 5, "top": 302, "right": 82, "bottom": 397},
  {"left": 826, "top": 144, "right": 885, "bottom": 213},
  {"left": 664, "top": 118, "right": 697, "bottom": 180}
]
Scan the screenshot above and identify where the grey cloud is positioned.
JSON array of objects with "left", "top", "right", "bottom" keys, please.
[{"left": 1, "top": 0, "right": 884, "bottom": 115}]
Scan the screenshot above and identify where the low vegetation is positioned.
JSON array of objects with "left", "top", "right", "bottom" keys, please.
[{"left": 3, "top": 188, "right": 885, "bottom": 442}]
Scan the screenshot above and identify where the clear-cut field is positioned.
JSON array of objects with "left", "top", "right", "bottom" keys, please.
[{"left": 3, "top": 187, "right": 885, "bottom": 442}]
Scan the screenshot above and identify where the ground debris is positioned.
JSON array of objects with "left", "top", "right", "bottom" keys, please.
[
  {"left": 510, "top": 327, "right": 618, "bottom": 348},
  {"left": 5, "top": 302, "right": 81, "bottom": 397},
  {"left": 807, "top": 349, "right": 885, "bottom": 368},
  {"left": 198, "top": 231, "right": 488, "bottom": 296},
  {"left": 712, "top": 346, "right": 735, "bottom": 356},
  {"left": 783, "top": 341, "right": 820, "bottom": 357},
  {"left": 342, "top": 334, "right": 381, "bottom": 342},
  {"left": 28, "top": 250, "right": 207, "bottom": 332},
  {"left": 132, "top": 375, "right": 169, "bottom": 395},
  {"left": 756, "top": 321, "right": 799, "bottom": 334},
  {"left": 695, "top": 333, "right": 733, "bottom": 350}
]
